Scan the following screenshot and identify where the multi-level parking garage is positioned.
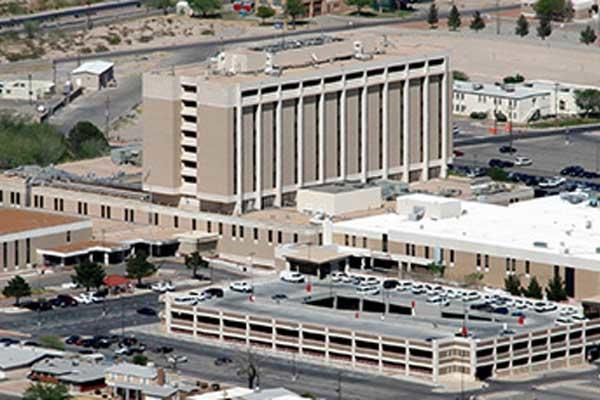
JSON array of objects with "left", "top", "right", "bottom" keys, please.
[{"left": 164, "top": 278, "right": 600, "bottom": 384}]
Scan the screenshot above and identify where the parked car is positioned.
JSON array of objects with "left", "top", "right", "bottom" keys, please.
[
  {"left": 538, "top": 176, "right": 566, "bottom": 189},
  {"left": 492, "top": 306, "right": 510, "bottom": 315},
  {"left": 271, "top": 293, "right": 288, "bottom": 301},
  {"left": 115, "top": 347, "right": 132, "bottom": 356},
  {"left": 51, "top": 294, "right": 78, "bottom": 308},
  {"left": 65, "top": 335, "right": 81, "bottom": 345},
  {"left": 396, "top": 280, "right": 413, "bottom": 292},
  {"left": 0, "top": 337, "right": 20, "bottom": 346},
  {"left": 382, "top": 279, "right": 398, "bottom": 290},
  {"left": 560, "top": 165, "right": 585, "bottom": 177},
  {"left": 173, "top": 296, "right": 197, "bottom": 306},
  {"left": 229, "top": 281, "right": 253, "bottom": 293},
  {"left": 167, "top": 355, "right": 188, "bottom": 364},
  {"left": 499, "top": 145, "right": 517, "bottom": 154},
  {"left": 151, "top": 281, "right": 175, "bottom": 293},
  {"left": 137, "top": 307, "right": 157, "bottom": 316},
  {"left": 279, "top": 271, "right": 305, "bottom": 284},
  {"left": 411, "top": 283, "right": 426, "bottom": 295},
  {"left": 555, "top": 316, "right": 573, "bottom": 326},
  {"left": 514, "top": 156, "right": 532, "bottom": 166},
  {"left": 202, "top": 288, "right": 225, "bottom": 299},
  {"left": 331, "top": 272, "right": 350, "bottom": 283},
  {"left": 462, "top": 291, "right": 481, "bottom": 302},
  {"left": 489, "top": 159, "right": 514, "bottom": 169},
  {"left": 426, "top": 295, "right": 449, "bottom": 307},
  {"left": 453, "top": 149, "right": 464, "bottom": 157},
  {"left": 214, "top": 356, "right": 233, "bottom": 366},
  {"left": 355, "top": 285, "right": 379, "bottom": 296}
]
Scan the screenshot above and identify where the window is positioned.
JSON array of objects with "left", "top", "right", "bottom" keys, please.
[
  {"left": 2, "top": 243, "right": 6, "bottom": 269},
  {"left": 344, "top": 235, "right": 349, "bottom": 246},
  {"left": 66, "top": 231, "right": 71, "bottom": 243},
  {"left": 424, "top": 246, "right": 430, "bottom": 259},
  {"left": 505, "top": 258, "right": 510, "bottom": 272},
  {"left": 405, "top": 243, "right": 410, "bottom": 255},
  {"left": 382, "top": 234, "right": 388, "bottom": 252},
  {"left": 525, "top": 261, "right": 530, "bottom": 275},
  {"left": 192, "top": 219, "right": 197, "bottom": 231},
  {"left": 253, "top": 228, "right": 259, "bottom": 241},
  {"left": 218, "top": 223, "right": 223, "bottom": 235},
  {"left": 240, "top": 226, "right": 244, "bottom": 239},
  {"left": 268, "top": 230, "right": 273, "bottom": 244},
  {"left": 352, "top": 236, "right": 356, "bottom": 247},
  {"left": 484, "top": 255, "right": 489, "bottom": 269},
  {"left": 554, "top": 265, "right": 559, "bottom": 278},
  {"left": 450, "top": 250, "right": 455, "bottom": 263},
  {"left": 232, "top": 225, "right": 237, "bottom": 238},
  {"left": 293, "top": 233, "right": 298, "bottom": 243},
  {"left": 476, "top": 254, "right": 481, "bottom": 267},
  {"left": 318, "top": 234, "right": 323, "bottom": 246},
  {"left": 362, "top": 237, "right": 367, "bottom": 248},
  {"left": 207, "top": 221, "right": 212, "bottom": 233},
  {"left": 153, "top": 213, "right": 159, "bottom": 226},
  {"left": 26, "top": 239, "right": 30, "bottom": 264},
  {"left": 14, "top": 241, "right": 19, "bottom": 266},
  {"left": 277, "top": 231, "right": 283, "bottom": 244},
  {"left": 174, "top": 216, "right": 179, "bottom": 228}
]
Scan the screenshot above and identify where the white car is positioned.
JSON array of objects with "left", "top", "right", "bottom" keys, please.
[
  {"left": 330, "top": 272, "right": 348, "bottom": 283},
  {"left": 396, "top": 280, "right": 413, "bottom": 292},
  {"left": 444, "top": 289, "right": 460, "bottom": 299},
  {"left": 426, "top": 295, "right": 449, "bottom": 307},
  {"left": 230, "top": 281, "right": 253, "bottom": 293},
  {"left": 364, "top": 276, "right": 381, "bottom": 285},
  {"left": 173, "top": 296, "right": 197, "bottom": 306},
  {"left": 559, "top": 306, "right": 578, "bottom": 316},
  {"left": 555, "top": 316, "right": 573, "bottom": 326},
  {"left": 539, "top": 176, "right": 566, "bottom": 188},
  {"left": 571, "top": 314, "right": 589, "bottom": 323},
  {"left": 462, "top": 291, "right": 481, "bottom": 302},
  {"left": 279, "top": 271, "right": 305, "bottom": 284},
  {"left": 74, "top": 293, "right": 93, "bottom": 304},
  {"left": 534, "top": 301, "right": 558, "bottom": 313},
  {"left": 411, "top": 283, "right": 426, "bottom": 295},
  {"left": 188, "top": 291, "right": 209, "bottom": 302},
  {"left": 151, "top": 281, "right": 175, "bottom": 293},
  {"left": 61, "top": 282, "right": 78, "bottom": 290},
  {"left": 167, "top": 355, "right": 188, "bottom": 364},
  {"left": 114, "top": 347, "right": 131, "bottom": 356},
  {"left": 356, "top": 285, "right": 380, "bottom": 296},
  {"left": 514, "top": 156, "right": 532, "bottom": 166}
]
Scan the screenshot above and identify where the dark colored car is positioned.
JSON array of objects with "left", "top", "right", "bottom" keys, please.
[
  {"left": 52, "top": 294, "right": 78, "bottom": 308},
  {"left": 492, "top": 307, "right": 510, "bottom": 315},
  {"left": 129, "top": 344, "right": 147, "bottom": 354},
  {"left": 92, "top": 336, "right": 111, "bottom": 349},
  {"left": 120, "top": 337, "right": 138, "bottom": 347},
  {"left": 214, "top": 356, "right": 233, "bottom": 366},
  {"left": 137, "top": 307, "right": 157, "bottom": 316},
  {"left": 561, "top": 165, "right": 585, "bottom": 176},
  {"left": 271, "top": 294, "right": 288, "bottom": 301},
  {"left": 499, "top": 145, "right": 517, "bottom": 154},
  {"left": 382, "top": 279, "right": 399, "bottom": 290},
  {"left": 202, "top": 288, "right": 225, "bottom": 299},
  {"left": 152, "top": 346, "right": 174, "bottom": 354},
  {"left": 81, "top": 338, "right": 97, "bottom": 348},
  {"left": 65, "top": 335, "right": 81, "bottom": 345},
  {"left": 0, "top": 337, "right": 20, "bottom": 345},
  {"left": 470, "top": 303, "right": 493, "bottom": 312},
  {"left": 20, "top": 301, "right": 41, "bottom": 311}
]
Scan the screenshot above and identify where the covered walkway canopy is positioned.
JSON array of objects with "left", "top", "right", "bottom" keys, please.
[{"left": 37, "top": 241, "right": 129, "bottom": 267}]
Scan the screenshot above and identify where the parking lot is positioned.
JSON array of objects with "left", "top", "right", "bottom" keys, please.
[{"left": 175, "top": 273, "right": 578, "bottom": 341}]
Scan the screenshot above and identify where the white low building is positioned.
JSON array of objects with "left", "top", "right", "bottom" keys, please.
[
  {"left": 453, "top": 80, "right": 600, "bottom": 124},
  {"left": 0, "top": 80, "right": 55, "bottom": 101}
]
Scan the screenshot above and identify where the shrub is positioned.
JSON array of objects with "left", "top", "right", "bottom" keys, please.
[
  {"left": 453, "top": 70, "right": 470, "bottom": 82},
  {"left": 39, "top": 335, "right": 65, "bottom": 351},
  {"left": 503, "top": 73, "right": 525, "bottom": 84},
  {"left": 201, "top": 29, "right": 214, "bottom": 35},
  {"left": 80, "top": 47, "right": 92, "bottom": 54},
  {"left": 487, "top": 166, "right": 508, "bottom": 181},
  {"left": 94, "top": 44, "right": 109, "bottom": 53},
  {"left": 132, "top": 354, "right": 148, "bottom": 366},
  {"left": 106, "top": 34, "right": 121, "bottom": 45}
]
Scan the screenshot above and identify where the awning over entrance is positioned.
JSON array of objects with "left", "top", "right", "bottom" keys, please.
[
  {"left": 279, "top": 244, "right": 350, "bottom": 279},
  {"left": 37, "top": 241, "right": 129, "bottom": 267}
]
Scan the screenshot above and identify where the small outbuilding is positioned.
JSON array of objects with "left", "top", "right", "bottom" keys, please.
[{"left": 71, "top": 60, "right": 115, "bottom": 91}]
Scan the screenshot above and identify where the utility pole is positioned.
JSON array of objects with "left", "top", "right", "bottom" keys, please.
[
  {"left": 105, "top": 95, "right": 110, "bottom": 140},
  {"left": 28, "top": 73, "right": 32, "bottom": 105},
  {"left": 496, "top": 0, "right": 500, "bottom": 35}
]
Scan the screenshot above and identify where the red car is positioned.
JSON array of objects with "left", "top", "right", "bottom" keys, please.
[{"left": 453, "top": 150, "right": 464, "bottom": 157}]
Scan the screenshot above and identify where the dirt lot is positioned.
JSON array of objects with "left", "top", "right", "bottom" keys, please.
[{"left": 0, "top": 13, "right": 275, "bottom": 63}]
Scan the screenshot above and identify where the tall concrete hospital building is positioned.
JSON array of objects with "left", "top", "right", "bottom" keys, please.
[{"left": 142, "top": 34, "right": 452, "bottom": 214}]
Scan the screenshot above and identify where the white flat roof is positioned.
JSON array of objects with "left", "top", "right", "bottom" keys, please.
[
  {"left": 72, "top": 60, "right": 114, "bottom": 75},
  {"left": 453, "top": 80, "right": 550, "bottom": 100},
  {"left": 333, "top": 193, "right": 600, "bottom": 271}
]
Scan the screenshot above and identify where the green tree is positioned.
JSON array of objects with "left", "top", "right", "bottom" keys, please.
[
  {"left": 536, "top": 15, "right": 552, "bottom": 40},
  {"left": 504, "top": 275, "right": 522, "bottom": 296},
  {"left": 469, "top": 11, "right": 485, "bottom": 32},
  {"left": 487, "top": 166, "right": 508, "bottom": 182},
  {"left": 39, "top": 335, "right": 66, "bottom": 351},
  {"left": 188, "top": 0, "right": 221, "bottom": 17},
  {"left": 2, "top": 275, "right": 31, "bottom": 306},
  {"left": 126, "top": 252, "right": 156, "bottom": 285},
  {"left": 72, "top": 261, "right": 105, "bottom": 292},
  {"left": 546, "top": 275, "right": 568, "bottom": 301},
  {"left": 515, "top": 14, "right": 530, "bottom": 37},
  {"left": 67, "top": 121, "right": 109, "bottom": 159},
  {"left": 574, "top": 89, "right": 600, "bottom": 117},
  {"left": 23, "top": 383, "right": 70, "bottom": 400},
  {"left": 447, "top": 5, "right": 461, "bottom": 31},
  {"left": 580, "top": 25, "right": 597, "bottom": 45},
  {"left": 285, "top": 0, "right": 306, "bottom": 28},
  {"left": 427, "top": 3, "right": 439, "bottom": 29},
  {"left": 533, "top": 0, "right": 566, "bottom": 20},
  {"left": 23, "top": 21, "right": 40, "bottom": 39},
  {"left": 256, "top": 5, "right": 275, "bottom": 24},
  {"left": 132, "top": 354, "right": 148, "bottom": 366},
  {"left": 185, "top": 251, "right": 209, "bottom": 278},
  {"left": 346, "top": 0, "right": 371, "bottom": 15},
  {"left": 523, "top": 277, "right": 543, "bottom": 299},
  {"left": 452, "top": 70, "right": 469, "bottom": 82},
  {"left": 503, "top": 73, "right": 525, "bottom": 84}
]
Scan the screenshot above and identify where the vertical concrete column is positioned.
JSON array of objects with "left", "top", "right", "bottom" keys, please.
[
  {"left": 165, "top": 296, "right": 172, "bottom": 334},
  {"left": 103, "top": 253, "right": 109, "bottom": 266},
  {"left": 193, "top": 312, "right": 198, "bottom": 338},
  {"left": 275, "top": 87, "right": 283, "bottom": 207},
  {"left": 382, "top": 70, "right": 389, "bottom": 180},
  {"left": 344, "top": 259, "right": 349, "bottom": 272},
  {"left": 297, "top": 86, "right": 304, "bottom": 187},
  {"left": 255, "top": 96, "right": 263, "bottom": 210},
  {"left": 441, "top": 57, "right": 449, "bottom": 178},
  {"left": 219, "top": 311, "right": 224, "bottom": 342},
  {"left": 245, "top": 315, "right": 250, "bottom": 346},
  {"left": 318, "top": 82, "right": 325, "bottom": 183},
  {"left": 360, "top": 72, "right": 368, "bottom": 183},
  {"left": 404, "top": 339, "right": 410, "bottom": 376},
  {"left": 528, "top": 332, "right": 533, "bottom": 374},
  {"left": 378, "top": 336, "right": 383, "bottom": 373},
  {"left": 340, "top": 77, "right": 347, "bottom": 180},
  {"left": 432, "top": 340, "right": 439, "bottom": 384},
  {"left": 508, "top": 336, "right": 514, "bottom": 374},
  {"left": 235, "top": 90, "right": 243, "bottom": 213},
  {"left": 421, "top": 64, "right": 430, "bottom": 182},
  {"left": 566, "top": 325, "right": 571, "bottom": 367},
  {"left": 469, "top": 340, "right": 477, "bottom": 380},
  {"left": 581, "top": 322, "right": 587, "bottom": 364},
  {"left": 351, "top": 331, "right": 356, "bottom": 368},
  {"left": 402, "top": 67, "right": 410, "bottom": 183},
  {"left": 325, "top": 327, "right": 330, "bottom": 361},
  {"left": 271, "top": 319, "right": 277, "bottom": 350},
  {"left": 298, "top": 323, "right": 304, "bottom": 355}
]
